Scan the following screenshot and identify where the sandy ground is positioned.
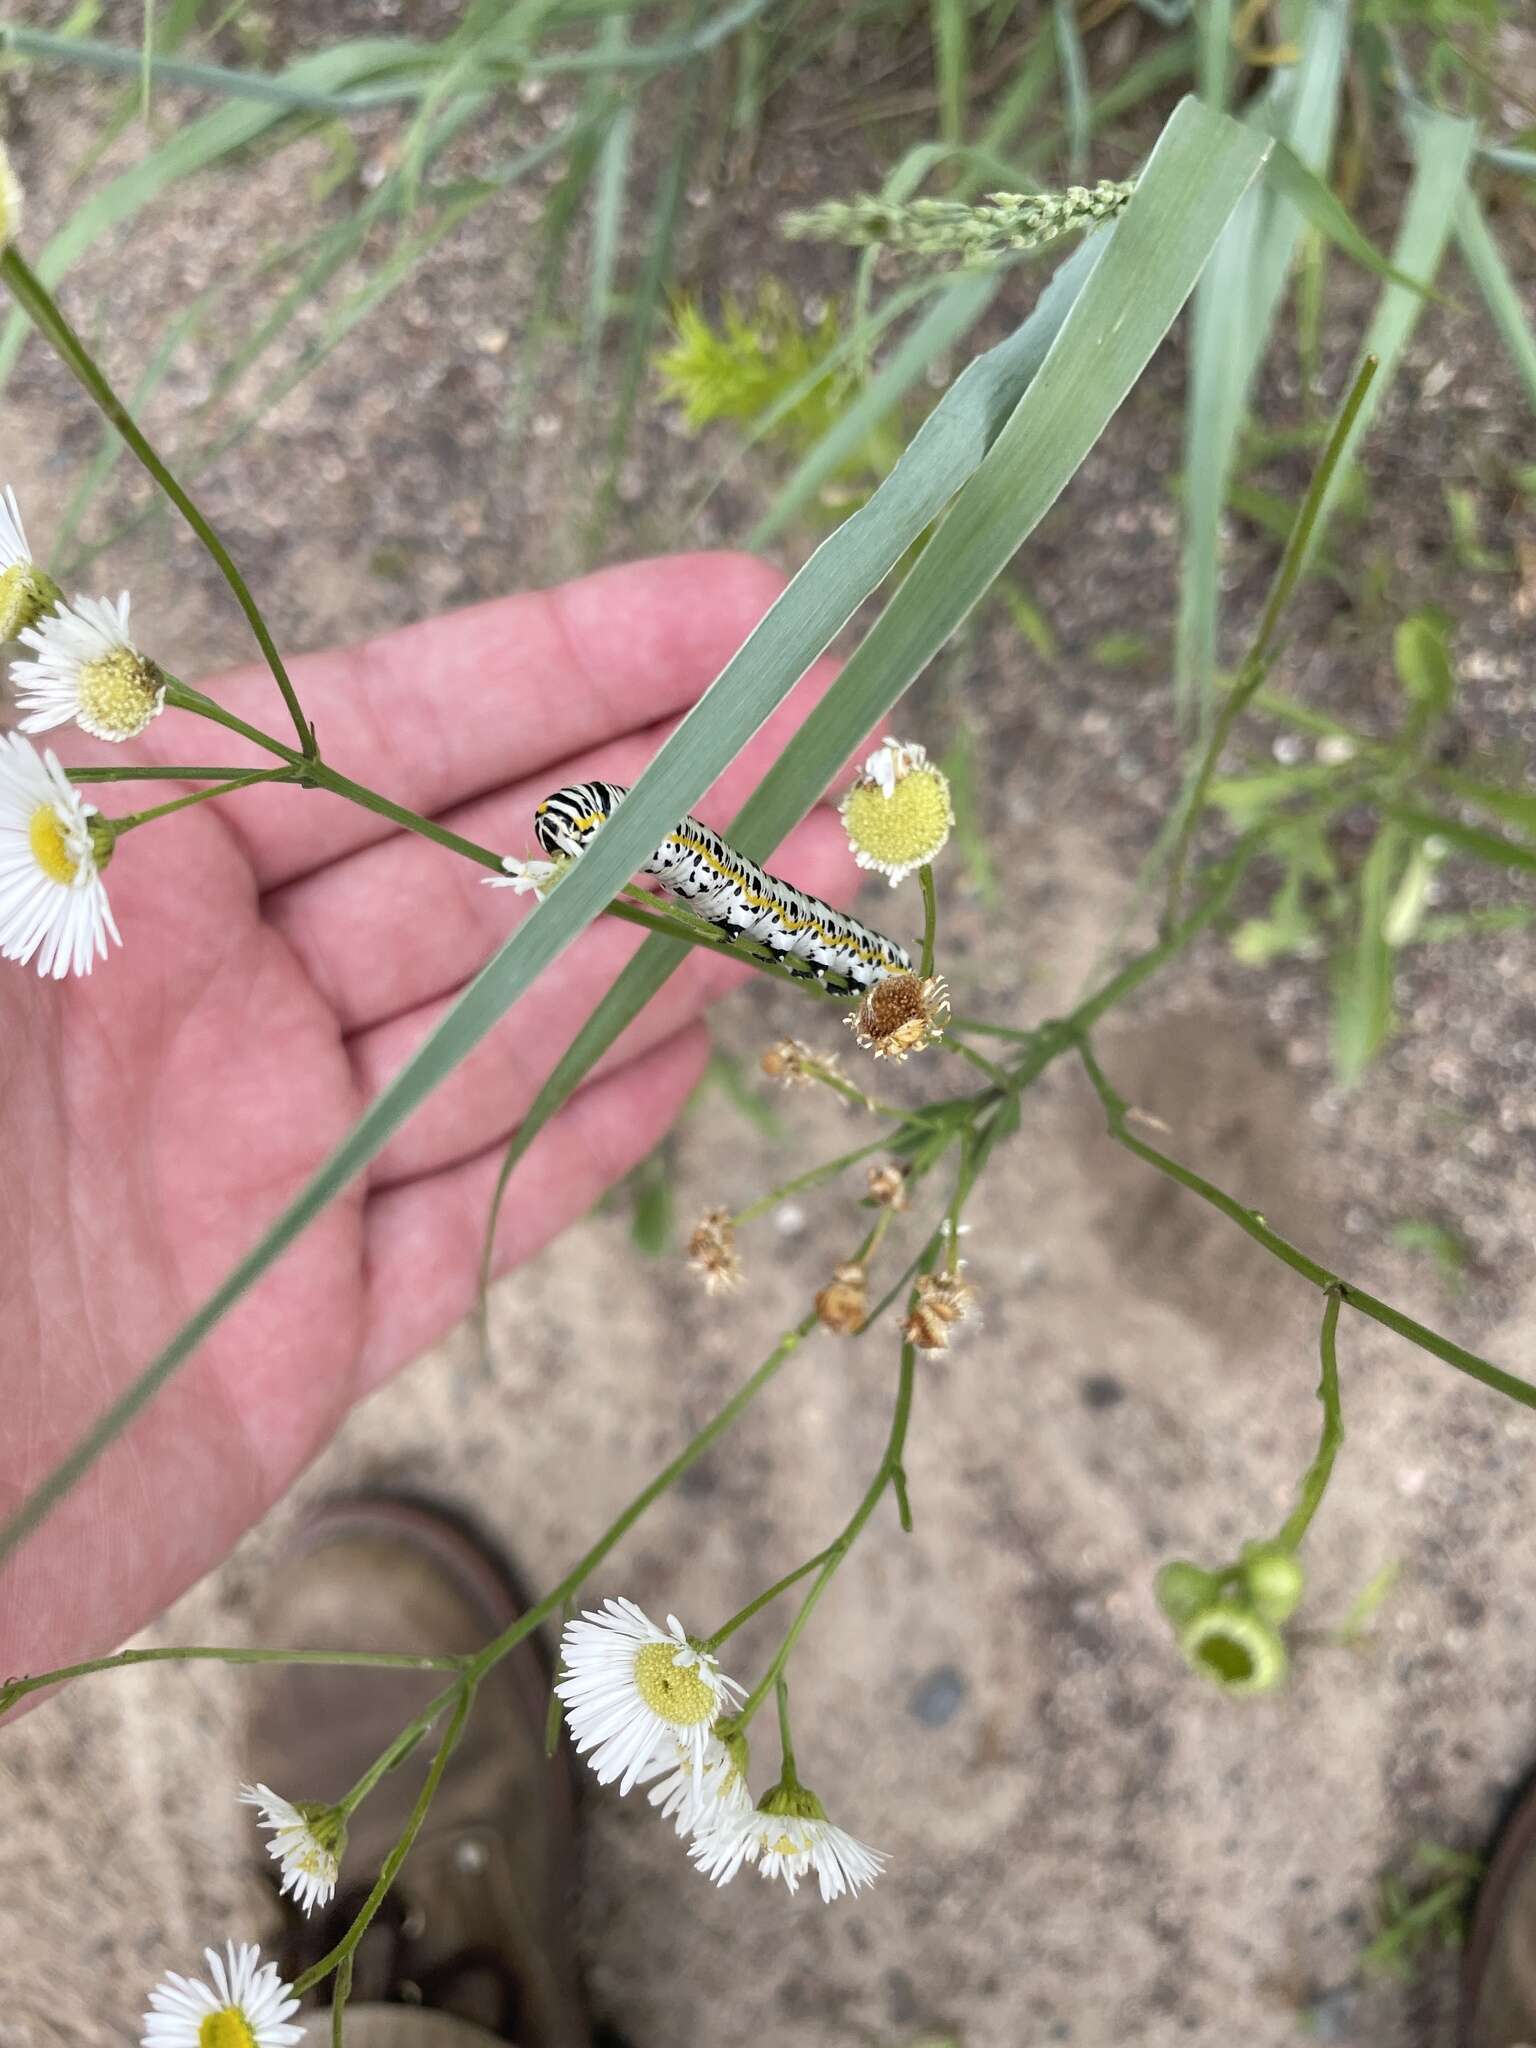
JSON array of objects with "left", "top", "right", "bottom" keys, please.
[{"left": 3, "top": 11, "right": 1536, "bottom": 2047}]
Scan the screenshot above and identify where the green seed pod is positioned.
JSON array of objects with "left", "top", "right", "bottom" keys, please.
[
  {"left": 1177, "top": 1603, "right": 1288, "bottom": 1696},
  {"left": 1154, "top": 1559, "right": 1222, "bottom": 1627},
  {"left": 1240, "top": 1542, "right": 1307, "bottom": 1625}
]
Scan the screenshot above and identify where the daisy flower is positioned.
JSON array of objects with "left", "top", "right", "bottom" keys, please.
[
  {"left": 0, "top": 733, "right": 120, "bottom": 978},
  {"left": 0, "top": 485, "right": 62, "bottom": 642},
  {"left": 691, "top": 1781, "right": 886, "bottom": 1903},
  {"left": 641, "top": 1732, "right": 753, "bottom": 1841},
  {"left": 483, "top": 853, "right": 565, "bottom": 897},
  {"left": 839, "top": 735, "right": 953, "bottom": 886},
  {"left": 556, "top": 1598, "right": 745, "bottom": 1796},
  {"left": 11, "top": 589, "right": 165, "bottom": 740},
  {"left": 141, "top": 1939, "right": 304, "bottom": 2048},
  {"left": 238, "top": 1782, "right": 343, "bottom": 1916}
]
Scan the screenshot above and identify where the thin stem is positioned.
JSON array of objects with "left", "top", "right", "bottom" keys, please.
[
  {"left": 918, "top": 862, "right": 938, "bottom": 979},
  {"left": 947, "top": 1036, "right": 1012, "bottom": 1087},
  {"left": 0, "top": 249, "right": 316, "bottom": 758},
  {"left": 705, "top": 1547, "right": 839, "bottom": 1652},
  {"left": 1162, "top": 357, "right": 1379, "bottom": 936},
  {"left": 0, "top": 1644, "right": 464, "bottom": 1719},
  {"left": 1277, "top": 1288, "right": 1345, "bottom": 1552},
  {"left": 732, "top": 1338, "right": 919, "bottom": 1731},
  {"left": 113, "top": 768, "right": 294, "bottom": 832},
  {"left": 732, "top": 1137, "right": 905, "bottom": 1227},
  {"left": 775, "top": 1675, "right": 797, "bottom": 1781},
  {"left": 331, "top": 1955, "right": 353, "bottom": 2048},
  {"left": 66, "top": 763, "right": 274, "bottom": 784},
  {"left": 294, "top": 1679, "right": 478, "bottom": 1997},
  {"left": 1076, "top": 1035, "right": 1536, "bottom": 1411}
]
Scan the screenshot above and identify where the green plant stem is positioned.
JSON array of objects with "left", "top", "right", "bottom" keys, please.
[
  {"left": 1162, "top": 355, "right": 1379, "bottom": 936},
  {"left": 66, "top": 763, "right": 276, "bottom": 783},
  {"left": 1076, "top": 1036, "right": 1536, "bottom": 1410},
  {"left": 732, "top": 1137, "right": 903, "bottom": 1227},
  {"left": 331, "top": 1956, "right": 353, "bottom": 2048},
  {"left": 775, "top": 1674, "right": 798, "bottom": 1780},
  {"left": 112, "top": 768, "right": 295, "bottom": 832},
  {"left": 1277, "top": 1287, "right": 1345, "bottom": 1552},
  {"left": 0, "top": 249, "right": 316, "bottom": 758},
  {"left": 919, "top": 861, "right": 938, "bottom": 978},
  {"left": 705, "top": 1548, "right": 838, "bottom": 1653},
  {"left": 0, "top": 1644, "right": 465, "bottom": 1719},
  {"left": 294, "top": 1679, "right": 477, "bottom": 1997},
  {"left": 732, "top": 1338, "right": 919, "bottom": 1732}
]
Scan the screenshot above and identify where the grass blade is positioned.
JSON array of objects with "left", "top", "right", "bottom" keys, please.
[{"left": 1454, "top": 187, "right": 1536, "bottom": 413}]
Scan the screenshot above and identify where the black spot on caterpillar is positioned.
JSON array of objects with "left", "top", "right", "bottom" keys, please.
[{"left": 534, "top": 780, "right": 911, "bottom": 995}]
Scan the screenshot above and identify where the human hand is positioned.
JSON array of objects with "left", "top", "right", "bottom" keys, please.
[{"left": 0, "top": 552, "right": 853, "bottom": 1686}]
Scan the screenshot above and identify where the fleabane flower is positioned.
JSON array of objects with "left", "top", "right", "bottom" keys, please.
[
  {"left": 691, "top": 1778, "right": 886, "bottom": 1903},
  {"left": 0, "top": 733, "right": 119, "bottom": 978},
  {"left": 12, "top": 589, "right": 165, "bottom": 740},
  {"left": 687, "top": 1208, "right": 742, "bottom": 1295},
  {"left": 556, "top": 1598, "right": 745, "bottom": 1795},
  {"left": 839, "top": 736, "right": 953, "bottom": 886},
  {"left": 238, "top": 1782, "right": 344, "bottom": 1916},
  {"left": 0, "top": 485, "right": 62, "bottom": 641},
  {"left": 141, "top": 1939, "right": 304, "bottom": 2048},
  {"left": 846, "top": 971, "right": 950, "bottom": 1061},
  {"left": 484, "top": 853, "right": 566, "bottom": 898},
  {"left": 641, "top": 1731, "right": 754, "bottom": 1841}
]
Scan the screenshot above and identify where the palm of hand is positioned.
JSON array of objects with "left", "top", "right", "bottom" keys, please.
[{"left": 0, "top": 555, "right": 852, "bottom": 1684}]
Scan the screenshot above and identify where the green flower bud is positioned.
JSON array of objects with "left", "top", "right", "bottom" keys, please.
[
  {"left": 1240, "top": 1541, "right": 1306, "bottom": 1625},
  {"left": 1178, "top": 1603, "right": 1288, "bottom": 1696},
  {"left": 1154, "top": 1559, "right": 1222, "bottom": 1627}
]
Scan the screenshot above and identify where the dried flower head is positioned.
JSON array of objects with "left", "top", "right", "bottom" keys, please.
[
  {"left": 903, "top": 1265, "right": 976, "bottom": 1352},
  {"left": 687, "top": 1208, "right": 742, "bottom": 1295},
  {"left": 865, "top": 1161, "right": 910, "bottom": 1211},
  {"left": 761, "top": 1037, "right": 819, "bottom": 1086},
  {"left": 815, "top": 1262, "right": 868, "bottom": 1337},
  {"left": 846, "top": 971, "right": 950, "bottom": 1061},
  {"left": 839, "top": 737, "right": 954, "bottom": 887}
]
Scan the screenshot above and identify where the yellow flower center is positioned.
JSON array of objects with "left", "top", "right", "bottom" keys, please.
[
  {"left": 767, "top": 1831, "right": 801, "bottom": 1858},
  {"left": 28, "top": 805, "right": 78, "bottom": 885},
  {"left": 0, "top": 562, "right": 54, "bottom": 641},
  {"left": 198, "top": 2011, "right": 257, "bottom": 2048},
  {"left": 841, "top": 769, "right": 953, "bottom": 871},
  {"left": 633, "top": 1641, "right": 717, "bottom": 1726},
  {"left": 76, "top": 649, "right": 162, "bottom": 740}
]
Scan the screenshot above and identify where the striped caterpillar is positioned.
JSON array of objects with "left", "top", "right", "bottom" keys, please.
[{"left": 534, "top": 780, "right": 911, "bottom": 995}]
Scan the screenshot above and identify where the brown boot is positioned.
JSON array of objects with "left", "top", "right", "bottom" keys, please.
[
  {"left": 1462, "top": 1775, "right": 1536, "bottom": 2047},
  {"left": 244, "top": 1496, "right": 589, "bottom": 2048}
]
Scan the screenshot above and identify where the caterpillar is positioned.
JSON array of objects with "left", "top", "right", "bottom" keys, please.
[{"left": 534, "top": 780, "right": 911, "bottom": 996}]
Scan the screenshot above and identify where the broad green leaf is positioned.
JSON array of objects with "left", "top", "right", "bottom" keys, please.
[{"left": 0, "top": 96, "right": 1269, "bottom": 1569}]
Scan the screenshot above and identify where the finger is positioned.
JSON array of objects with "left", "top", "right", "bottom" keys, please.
[
  {"left": 357, "top": 1023, "right": 712, "bottom": 1393},
  {"left": 354, "top": 808, "right": 857, "bottom": 1188},
  {"left": 148, "top": 551, "right": 795, "bottom": 890},
  {"left": 265, "top": 656, "right": 859, "bottom": 1035}
]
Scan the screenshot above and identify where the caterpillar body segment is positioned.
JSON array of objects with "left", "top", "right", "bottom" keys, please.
[{"left": 534, "top": 779, "right": 911, "bottom": 995}]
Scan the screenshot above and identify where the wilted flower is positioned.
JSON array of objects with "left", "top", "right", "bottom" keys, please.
[
  {"left": 687, "top": 1208, "right": 742, "bottom": 1295},
  {"left": 846, "top": 972, "right": 950, "bottom": 1061},
  {"left": 865, "top": 1162, "right": 910, "bottom": 1211},
  {"left": 238, "top": 1781, "right": 344, "bottom": 1916},
  {"left": 839, "top": 737, "right": 953, "bottom": 887},
  {"left": 691, "top": 1777, "right": 886, "bottom": 1902},
  {"left": 484, "top": 853, "right": 565, "bottom": 897},
  {"left": 555, "top": 1598, "right": 745, "bottom": 1795},
  {"left": 903, "top": 1265, "right": 976, "bottom": 1352},
  {"left": 815, "top": 1261, "right": 869, "bottom": 1336},
  {"left": 760, "top": 1037, "right": 835, "bottom": 1087},
  {"left": 642, "top": 1731, "right": 753, "bottom": 1841}
]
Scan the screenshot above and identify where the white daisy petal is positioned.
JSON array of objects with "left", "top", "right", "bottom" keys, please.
[
  {"left": 238, "top": 1782, "right": 341, "bottom": 1916},
  {"left": 555, "top": 1596, "right": 745, "bottom": 1797},
  {"left": 0, "top": 483, "right": 30, "bottom": 571},
  {"left": 141, "top": 1939, "right": 305, "bottom": 2047},
  {"left": 639, "top": 1733, "right": 754, "bottom": 1841},
  {"left": 0, "top": 733, "right": 120, "bottom": 978},
  {"left": 11, "top": 588, "right": 165, "bottom": 740},
  {"left": 690, "top": 1800, "right": 885, "bottom": 1903}
]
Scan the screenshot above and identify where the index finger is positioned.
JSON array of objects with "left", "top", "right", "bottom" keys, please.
[{"left": 148, "top": 551, "right": 797, "bottom": 891}]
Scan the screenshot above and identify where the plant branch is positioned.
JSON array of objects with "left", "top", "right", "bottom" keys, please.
[{"left": 1277, "top": 1287, "right": 1345, "bottom": 1552}]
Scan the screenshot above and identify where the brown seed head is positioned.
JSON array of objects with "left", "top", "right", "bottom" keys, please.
[
  {"left": 760, "top": 1037, "right": 843, "bottom": 1088},
  {"left": 866, "top": 1162, "right": 910, "bottom": 1211},
  {"left": 902, "top": 1265, "right": 977, "bottom": 1352},
  {"left": 815, "top": 1261, "right": 869, "bottom": 1336},
  {"left": 687, "top": 1208, "right": 742, "bottom": 1296},
  {"left": 845, "top": 972, "right": 950, "bottom": 1062}
]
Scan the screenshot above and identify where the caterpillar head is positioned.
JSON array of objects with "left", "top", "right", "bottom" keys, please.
[{"left": 534, "top": 783, "right": 620, "bottom": 860}]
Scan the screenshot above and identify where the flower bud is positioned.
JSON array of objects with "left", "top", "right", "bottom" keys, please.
[
  {"left": 1239, "top": 1542, "right": 1306, "bottom": 1625},
  {"left": 1153, "top": 1559, "right": 1222, "bottom": 1628}
]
